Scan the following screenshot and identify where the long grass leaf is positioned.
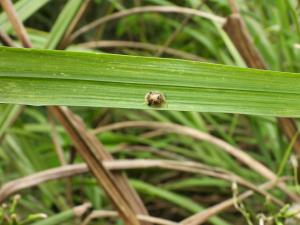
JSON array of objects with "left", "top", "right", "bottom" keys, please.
[{"left": 0, "top": 46, "right": 300, "bottom": 117}]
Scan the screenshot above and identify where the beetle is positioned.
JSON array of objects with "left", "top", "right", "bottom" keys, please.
[{"left": 144, "top": 91, "right": 166, "bottom": 107}]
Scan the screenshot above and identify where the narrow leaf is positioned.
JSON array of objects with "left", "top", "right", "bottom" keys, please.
[
  {"left": 45, "top": 0, "right": 84, "bottom": 49},
  {"left": 0, "top": 0, "right": 50, "bottom": 31},
  {"left": 0, "top": 46, "right": 300, "bottom": 117}
]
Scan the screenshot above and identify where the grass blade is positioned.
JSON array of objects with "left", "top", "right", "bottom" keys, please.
[
  {"left": 131, "top": 179, "right": 230, "bottom": 225},
  {"left": 45, "top": 0, "right": 84, "bottom": 49},
  {"left": 0, "top": 0, "right": 50, "bottom": 31},
  {"left": 0, "top": 46, "right": 300, "bottom": 117},
  {"left": 0, "top": 105, "right": 23, "bottom": 141}
]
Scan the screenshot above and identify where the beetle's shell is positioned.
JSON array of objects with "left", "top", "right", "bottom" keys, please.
[{"left": 145, "top": 91, "right": 166, "bottom": 107}]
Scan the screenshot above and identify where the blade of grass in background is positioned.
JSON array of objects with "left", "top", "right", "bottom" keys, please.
[
  {"left": 131, "top": 179, "right": 229, "bottom": 225},
  {"left": 45, "top": 0, "right": 84, "bottom": 49},
  {"left": 0, "top": 0, "right": 50, "bottom": 31},
  {"left": 0, "top": 105, "right": 23, "bottom": 141},
  {"left": 0, "top": 46, "right": 300, "bottom": 117}
]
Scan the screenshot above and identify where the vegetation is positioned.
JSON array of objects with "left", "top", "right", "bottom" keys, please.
[{"left": 0, "top": 0, "right": 300, "bottom": 224}]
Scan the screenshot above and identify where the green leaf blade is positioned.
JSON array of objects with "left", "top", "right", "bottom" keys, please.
[{"left": 0, "top": 46, "right": 300, "bottom": 117}]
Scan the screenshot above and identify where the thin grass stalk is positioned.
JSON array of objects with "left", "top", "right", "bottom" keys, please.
[
  {"left": 0, "top": 160, "right": 283, "bottom": 206},
  {"left": 69, "top": 5, "right": 225, "bottom": 43},
  {"left": 77, "top": 40, "right": 207, "bottom": 61},
  {"left": 0, "top": 0, "right": 31, "bottom": 47}
]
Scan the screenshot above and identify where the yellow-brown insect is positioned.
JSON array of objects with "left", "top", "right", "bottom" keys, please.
[{"left": 145, "top": 91, "right": 166, "bottom": 107}]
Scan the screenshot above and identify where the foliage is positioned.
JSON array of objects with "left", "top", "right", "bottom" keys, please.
[{"left": 1, "top": 0, "right": 300, "bottom": 225}]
